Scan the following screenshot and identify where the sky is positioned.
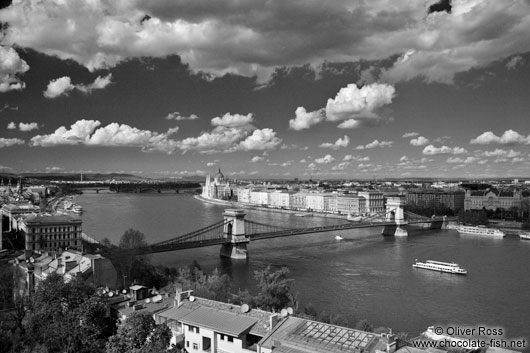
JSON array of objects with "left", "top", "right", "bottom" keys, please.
[{"left": 1, "top": 0, "right": 530, "bottom": 180}]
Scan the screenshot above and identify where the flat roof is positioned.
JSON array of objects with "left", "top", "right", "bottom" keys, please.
[
  {"left": 24, "top": 214, "right": 81, "bottom": 225},
  {"left": 179, "top": 306, "right": 258, "bottom": 337}
]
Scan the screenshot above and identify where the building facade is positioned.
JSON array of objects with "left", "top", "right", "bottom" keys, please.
[
  {"left": 202, "top": 169, "right": 233, "bottom": 200},
  {"left": 464, "top": 189, "right": 523, "bottom": 212},
  {"left": 406, "top": 190, "right": 465, "bottom": 212},
  {"left": 358, "top": 191, "right": 385, "bottom": 215}
]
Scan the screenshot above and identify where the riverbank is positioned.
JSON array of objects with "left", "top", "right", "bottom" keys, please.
[{"left": 194, "top": 195, "right": 350, "bottom": 221}]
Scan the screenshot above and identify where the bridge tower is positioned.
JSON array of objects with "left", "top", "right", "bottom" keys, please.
[
  {"left": 220, "top": 209, "right": 250, "bottom": 259},
  {"left": 382, "top": 196, "right": 408, "bottom": 236}
]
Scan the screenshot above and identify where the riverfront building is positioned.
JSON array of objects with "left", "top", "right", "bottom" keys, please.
[
  {"left": 464, "top": 189, "right": 523, "bottom": 212},
  {"left": 202, "top": 169, "right": 234, "bottom": 200},
  {"left": 358, "top": 191, "right": 385, "bottom": 215},
  {"left": 406, "top": 189, "right": 465, "bottom": 212}
]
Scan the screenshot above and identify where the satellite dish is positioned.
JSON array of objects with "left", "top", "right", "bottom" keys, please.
[
  {"left": 286, "top": 307, "right": 293, "bottom": 315},
  {"left": 241, "top": 304, "right": 250, "bottom": 313},
  {"left": 145, "top": 298, "right": 151, "bottom": 303},
  {"left": 280, "top": 309, "right": 288, "bottom": 317},
  {"left": 189, "top": 296, "right": 195, "bottom": 302},
  {"left": 122, "top": 289, "right": 127, "bottom": 294},
  {"left": 108, "top": 292, "right": 114, "bottom": 297}
]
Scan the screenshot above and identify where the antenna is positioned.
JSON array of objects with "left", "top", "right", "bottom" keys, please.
[{"left": 189, "top": 296, "right": 195, "bottom": 302}]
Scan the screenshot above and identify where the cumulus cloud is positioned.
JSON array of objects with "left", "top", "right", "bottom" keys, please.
[
  {"left": 482, "top": 149, "right": 521, "bottom": 158},
  {"left": 289, "top": 107, "right": 326, "bottom": 131},
  {"left": 343, "top": 154, "right": 370, "bottom": 162},
  {"left": 44, "top": 74, "right": 113, "bottom": 98},
  {"left": 319, "top": 135, "right": 350, "bottom": 149},
  {"left": 29, "top": 119, "right": 179, "bottom": 153},
  {"left": 2, "top": 0, "right": 530, "bottom": 84},
  {"left": 332, "top": 162, "right": 350, "bottom": 171},
  {"left": 211, "top": 113, "right": 254, "bottom": 127},
  {"left": 410, "top": 136, "right": 430, "bottom": 146},
  {"left": 250, "top": 156, "right": 264, "bottom": 163},
  {"left": 315, "top": 154, "right": 335, "bottom": 164},
  {"left": 0, "top": 137, "right": 25, "bottom": 147},
  {"left": 470, "top": 129, "right": 530, "bottom": 145},
  {"left": 7, "top": 122, "right": 16, "bottom": 130},
  {"left": 18, "top": 122, "right": 40, "bottom": 132},
  {"left": 402, "top": 132, "right": 419, "bottom": 138},
  {"left": 0, "top": 46, "right": 29, "bottom": 92},
  {"left": 356, "top": 140, "right": 393, "bottom": 150},
  {"left": 422, "top": 144, "right": 467, "bottom": 155},
  {"left": 506, "top": 55, "right": 523, "bottom": 70},
  {"left": 165, "top": 112, "right": 199, "bottom": 121},
  {"left": 176, "top": 112, "right": 281, "bottom": 153}
]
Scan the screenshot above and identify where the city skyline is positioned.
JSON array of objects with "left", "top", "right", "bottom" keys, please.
[{"left": 1, "top": 0, "right": 530, "bottom": 179}]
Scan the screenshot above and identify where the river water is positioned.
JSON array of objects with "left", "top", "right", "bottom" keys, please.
[{"left": 77, "top": 192, "right": 530, "bottom": 344}]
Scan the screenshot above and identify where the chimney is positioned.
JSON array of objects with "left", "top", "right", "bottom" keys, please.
[
  {"left": 175, "top": 289, "right": 193, "bottom": 307},
  {"left": 269, "top": 313, "right": 280, "bottom": 330}
]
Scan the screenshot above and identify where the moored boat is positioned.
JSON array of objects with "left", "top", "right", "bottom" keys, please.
[
  {"left": 520, "top": 231, "right": 530, "bottom": 240},
  {"left": 72, "top": 205, "right": 83, "bottom": 214},
  {"left": 412, "top": 259, "right": 467, "bottom": 275},
  {"left": 456, "top": 224, "right": 505, "bottom": 238}
]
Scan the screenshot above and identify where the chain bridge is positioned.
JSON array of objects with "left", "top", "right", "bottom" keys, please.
[{"left": 89, "top": 197, "right": 454, "bottom": 259}]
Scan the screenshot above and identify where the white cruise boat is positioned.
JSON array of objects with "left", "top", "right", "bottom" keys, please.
[
  {"left": 412, "top": 260, "right": 467, "bottom": 275},
  {"left": 520, "top": 232, "right": 530, "bottom": 240},
  {"left": 456, "top": 225, "right": 505, "bottom": 238},
  {"left": 72, "top": 205, "right": 83, "bottom": 214}
]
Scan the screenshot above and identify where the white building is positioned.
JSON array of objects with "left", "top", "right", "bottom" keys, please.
[
  {"left": 202, "top": 169, "right": 233, "bottom": 200},
  {"left": 250, "top": 190, "right": 269, "bottom": 205},
  {"left": 269, "top": 192, "right": 290, "bottom": 208},
  {"left": 358, "top": 191, "right": 385, "bottom": 215},
  {"left": 237, "top": 188, "right": 251, "bottom": 203},
  {"left": 306, "top": 194, "right": 325, "bottom": 211}
]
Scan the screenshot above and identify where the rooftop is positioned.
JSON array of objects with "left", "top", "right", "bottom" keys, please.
[
  {"left": 23, "top": 213, "right": 82, "bottom": 225},
  {"left": 180, "top": 306, "right": 258, "bottom": 336}
]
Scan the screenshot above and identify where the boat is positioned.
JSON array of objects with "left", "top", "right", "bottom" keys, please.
[
  {"left": 72, "top": 205, "right": 83, "bottom": 214},
  {"left": 335, "top": 235, "right": 343, "bottom": 240},
  {"left": 347, "top": 214, "right": 363, "bottom": 222},
  {"left": 294, "top": 212, "right": 312, "bottom": 217},
  {"left": 520, "top": 232, "right": 530, "bottom": 240},
  {"left": 455, "top": 225, "right": 505, "bottom": 238},
  {"left": 412, "top": 259, "right": 467, "bottom": 275}
]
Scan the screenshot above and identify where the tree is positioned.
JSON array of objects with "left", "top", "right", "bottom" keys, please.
[
  {"left": 119, "top": 229, "right": 147, "bottom": 249},
  {"left": 24, "top": 273, "right": 114, "bottom": 353},
  {"left": 355, "top": 319, "right": 374, "bottom": 332},
  {"left": 254, "top": 266, "right": 297, "bottom": 312},
  {"left": 106, "top": 311, "right": 171, "bottom": 353}
]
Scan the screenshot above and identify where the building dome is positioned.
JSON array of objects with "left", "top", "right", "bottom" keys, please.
[{"left": 214, "top": 168, "right": 224, "bottom": 180}]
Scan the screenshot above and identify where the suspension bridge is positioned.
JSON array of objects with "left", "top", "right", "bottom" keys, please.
[{"left": 87, "top": 197, "right": 454, "bottom": 259}]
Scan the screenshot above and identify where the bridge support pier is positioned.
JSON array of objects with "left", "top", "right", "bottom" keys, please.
[
  {"left": 220, "top": 209, "right": 250, "bottom": 260},
  {"left": 382, "top": 197, "right": 408, "bottom": 237}
]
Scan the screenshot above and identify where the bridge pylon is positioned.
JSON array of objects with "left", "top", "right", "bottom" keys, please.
[
  {"left": 382, "top": 196, "right": 408, "bottom": 236},
  {"left": 220, "top": 209, "right": 250, "bottom": 259}
]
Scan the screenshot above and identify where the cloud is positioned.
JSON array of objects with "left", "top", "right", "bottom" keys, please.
[
  {"left": 18, "top": 122, "right": 40, "bottom": 132},
  {"left": 315, "top": 154, "right": 335, "bottom": 164},
  {"left": 289, "top": 107, "right": 326, "bottom": 131},
  {"left": 331, "top": 162, "right": 350, "bottom": 171},
  {"left": 506, "top": 55, "right": 523, "bottom": 70},
  {"left": 206, "top": 162, "right": 216, "bottom": 167},
  {"left": 2, "top": 0, "right": 530, "bottom": 84},
  {"left": 356, "top": 140, "right": 393, "bottom": 149},
  {"left": 319, "top": 135, "right": 350, "bottom": 149},
  {"left": 30, "top": 119, "right": 179, "bottom": 153},
  {"left": 0, "top": 46, "right": 29, "bottom": 92},
  {"left": 0, "top": 137, "right": 25, "bottom": 147},
  {"left": 410, "top": 136, "right": 429, "bottom": 146},
  {"left": 402, "top": 132, "right": 419, "bottom": 138},
  {"left": 250, "top": 156, "right": 264, "bottom": 163},
  {"left": 7, "top": 122, "right": 16, "bottom": 130},
  {"left": 482, "top": 149, "right": 521, "bottom": 158},
  {"left": 343, "top": 154, "right": 370, "bottom": 162},
  {"left": 44, "top": 74, "right": 113, "bottom": 98},
  {"left": 422, "top": 144, "right": 467, "bottom": 155},
  {"left": 470, "top": 130, "right": 530, "bottom": 145},
  {"left": 211, "top": 113, "right": 254, "bottom": 127},
  {"left": 165, "top": 112, "right": 199, "bottom": 121},
  {"left": 176, "top": 112, "right": 280, "bottom": 153}
]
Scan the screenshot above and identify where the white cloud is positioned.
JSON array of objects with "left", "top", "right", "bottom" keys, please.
[
  {"left": 237, "top": 128, "right": 281, "bottom": 151},
  {"left": 289, "top": 107, "right": 325, "bottom": 131},
  {"left": 331, "top": 162, "right": 350, "bottom": 171},
  {"left": 44, "top": 74, "right": 113, "bottom": 98},
  {"left": 250, "top": 156, "right": 264, "bottom": 163},
  {"left": 211, "top": 113, "right": 254, "bottom": 127},
  {"left": 0, "top": 137, "right": 25, "bottom": 148},
  {"left": 165, "top": 112, "right": 199, "bottom": 121},
  {"left": 422, "top": 145, "right": 468, "bottom": 155},
  {"left": 356, "top": 140, "right": 393, "bottom": 150},
  {"left": 319, "top": 135, "right": 350, "bottom": 149},
  {"left": 30, "top": 119, "right": 179, "bottom": 153},
  {"left": 18, "top": 122, "right": 40, "bottom": 132},
  {"left": 470, "top": 130, "right": 530, "bottom": 145},
  {"left": 206, "top": 162, "right": 216, "bottom": 167},
  {"left": 0, "top": 46, "right": 29, "bottom": 92},
  {"left": 7, "top": 122, "right": 16, "bottom": 130},
  {"left": 410, "top": 136, "right": 429, "bottom": 146},
  {"left": 315, "top": 154, "right": 335, "bottom": 164},
  {"left": 482, "top": 148, "right": 521, "bottom": 158},
  {"left": 402, "top": 132, "right": 419, "bottom": 138},
  {"left": 343, "top": 154, "right": 370, "bottom": 162}
]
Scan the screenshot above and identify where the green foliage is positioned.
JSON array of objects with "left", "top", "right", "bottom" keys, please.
[
  {"left": 105, "top": 311, "right": 171, "bottom": 353},
  {"left": 457, "top": 209, "right": 489, "bottom": 225},
  {"left": 24, "top": 273, "right": 114, "bottom": 353},
  {"left": 0, "top": 262, "right": 14, "bottom": 310},
  {"left": 405, "top": 204, "right": 455, "bottom": 217},
  {"left": 253, "top": 265, "right": 297, "bottom": 312},
  {"left": 355, "top": 319, "right": 374, "bottom": 332},
  {"left": 175, "top": 266, "right": 232, "bottom": 303},
  {"left": 119, "top": 229, "right": 147, "bottom": 249}
]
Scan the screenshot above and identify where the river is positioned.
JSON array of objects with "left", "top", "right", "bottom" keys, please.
[{"left": 77, "top": 192, "right": 530, "bottom": 345}]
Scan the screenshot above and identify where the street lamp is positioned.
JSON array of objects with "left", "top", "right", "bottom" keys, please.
[{"left": 122, "top": 274, "right": 127, "bottom": 290}]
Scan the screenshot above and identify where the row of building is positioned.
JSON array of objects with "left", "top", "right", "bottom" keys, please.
[{"left": 202, "top": 169, "right": 529, "bottom": 216}]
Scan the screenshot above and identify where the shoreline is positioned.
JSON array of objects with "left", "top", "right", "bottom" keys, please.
[{"left": 193, "top": 195, "right": 350, "bottom": 221}]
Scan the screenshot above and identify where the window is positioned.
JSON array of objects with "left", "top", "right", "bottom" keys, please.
[
  {"left": 202, "top": 337, "right": 211, "bottom": 352},
  {"left": 220, "top": 334, "right": 225, "bottom": 341},
  {"left": 186, "top": 341, "right": 189, "bottom": 348},
  {"left": 227, "top": 336, "right": 233, "bottom": 343},
  {"left": 193, "top": 343, "right": 198, "bottom": 350}
]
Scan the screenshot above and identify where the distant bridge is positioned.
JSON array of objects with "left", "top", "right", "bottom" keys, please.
[{"left": 87, "top": 197, "right": 455, "bottom": 259}]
